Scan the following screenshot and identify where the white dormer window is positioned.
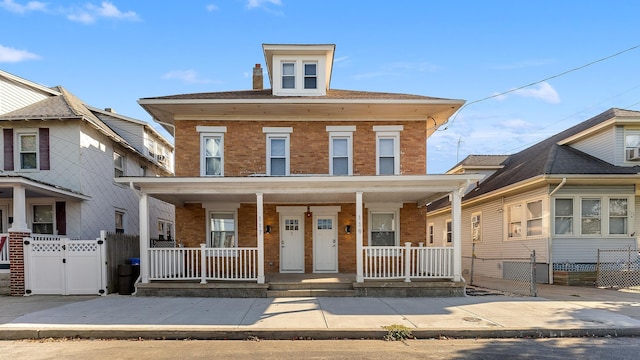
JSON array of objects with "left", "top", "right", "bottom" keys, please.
[
  {"left": 282, "top": 62, "right": 295, "bottom": 89},
  {"left": 304, "top": 62, "right": 317, "bottom": 89}
]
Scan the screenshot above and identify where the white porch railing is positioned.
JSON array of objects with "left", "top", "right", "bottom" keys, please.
[
  {"left": 148, "top": 245, "right": 259, "bottom": 282},
  {"left": 363, "top": 243, "right": 453, "bottom": 281}
]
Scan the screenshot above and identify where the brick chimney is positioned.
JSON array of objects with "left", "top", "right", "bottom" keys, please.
[{"left": 252, "top": 64, "right": 263, "bottom": 90}]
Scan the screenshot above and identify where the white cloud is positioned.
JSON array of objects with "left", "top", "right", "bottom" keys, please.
[
  {"left": 68, "top": 1, "right": 139, "bottom": 24},
  {"left": 162, "top": 70, "right": 212, "bottom": 84},
  {"left": 498, "top": 118, "right": 535, "bottom": 131},
  {"left": 247, "top": 0, "right": 282, "bottom": 9},
  {"left": 206, "top": 4, "right": 219, "bottom": 11},
  {"left": 0, "top": 0, "right": 46, "bottom": 14},
  {"left": 513, "top": 82, "right": 560, "bottom": 104},
  {"left": 0, "top": 44, "right": 39, "bottom": 62}
]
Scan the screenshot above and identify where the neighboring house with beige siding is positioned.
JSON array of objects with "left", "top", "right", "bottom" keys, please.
[
  {"left": 0, "top": 69, "right": 175, "bottom": 295},
  {"left": 120, "top": 44, "right": 482, "bottom": 297},
  {"left": 427, "top": 108, "right": 640, "bottom": 284}
]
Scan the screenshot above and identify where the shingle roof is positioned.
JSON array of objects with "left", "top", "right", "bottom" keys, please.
[
  {"left": 141, "top": 88, "right": 455, "bottom": 101},
  {"left": 450, "top": 155, "right": 509, "bottom": 169},
  {"left": 429, "top": 108, "right": 640, "bottom": 211}
]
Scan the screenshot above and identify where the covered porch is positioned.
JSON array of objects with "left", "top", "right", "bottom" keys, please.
[{"left": 119, "top": 174, "right": 482, "bottom": 297}]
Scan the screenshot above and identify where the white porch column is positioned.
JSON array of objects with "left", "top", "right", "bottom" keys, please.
[
  {"left": 9, "top": 185, "right": 30, "bottom": 232},
  {"left": 139, "top": 192, "right": 150, "bottom": 283},
  {"left": 451, "top": 188, "right": 463, "bottom": 282},
  {"left": 256, "top": 192, "right": 265, "bottom": 284},
  {"left": 356, "top": 191, "right": 364, "bottom": 283}
]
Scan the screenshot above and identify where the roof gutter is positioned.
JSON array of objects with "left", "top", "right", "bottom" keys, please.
[{"left": 549, "top": 177, "right": 567, "bottom": 197}]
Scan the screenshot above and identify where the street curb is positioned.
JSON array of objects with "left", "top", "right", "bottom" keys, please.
[{"left": 1, "top": 327, "right": 639, "bottom": 341}]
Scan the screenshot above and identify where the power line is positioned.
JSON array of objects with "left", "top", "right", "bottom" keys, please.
[{"left": 439, "top": 44, "right": 640, "bottom": 132}]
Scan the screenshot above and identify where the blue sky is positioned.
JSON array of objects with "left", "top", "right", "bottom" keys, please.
[{"left": 1, "top": 0, "right": 639, "bottom": 173}]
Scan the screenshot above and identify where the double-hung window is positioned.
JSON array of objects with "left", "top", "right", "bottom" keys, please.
[
  {"left": 327, "top": 126, "right": 355, "bottom": 176},
  {"left": 370, "top": 212, "right": 397, "bottom": 246},
  {"left": 526, "top": 200, "right": 543, "bottom": 236},
  {"left": 264, "top": 127, "right": 292, "bottom": 176},
  {"left": 374, "top": 126, "right": 402, "bottom": 175},
  {"left": 19, "top": 133, "right": 38, "bottom": 170},
  {"left": 428, "top": 223, "right": 434, "bottom": 244},
  {"left": 554, "top": 196, "right": 630, "bottom": 236},
  {"left": 581, "top": 198, "right": 601, "bottom": 235},
  {"left": 471, "top": 213, "right": 482, "bottom": 242},
  {"left": 507, "top": 204, "right": 522, "bottom": 238},
  {"left": 304, "top": 62, "right": 317, "bottom": 89},
  {"left": 113, "top": 151, "right": 125, "bottom": 177},
  {"left": 197, "top": 126, "right": 227, "bottom": 176},
  {"left": 445, "top": 219, "right": 452, "bottom": 243},
  {"left": 554, "top": 198, "right": 573, "bottom": 235},
  {"left": 115, "top": 211, "right": 124, "bottom": 234},
  {"left": 609, "top": 198, "right": 628, "bottom": 235},
  {"left": 282, "top": 62, "right": 295, "bottom": 89},
  {"left": 507, "top": 199, "right": 545, "bottom": 239},
  {"left": 209, "top": 212, "right": 236, "bottom": 248},
  {"left": 32, "top": 204, "right": 53, "bottom": 234}
]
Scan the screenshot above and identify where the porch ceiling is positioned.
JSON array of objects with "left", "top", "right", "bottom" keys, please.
[
  {"left": 0, "top": 176, "right": 90, "bottom": 201},
  {"left": 117, "top": 174, "right": 484, "bottom": 206}
]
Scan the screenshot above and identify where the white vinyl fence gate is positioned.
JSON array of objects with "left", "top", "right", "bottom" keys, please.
[{"left": 23, "top": 236, "right": 107, "bottom": 296}]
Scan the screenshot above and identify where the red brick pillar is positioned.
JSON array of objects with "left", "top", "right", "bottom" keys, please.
[{"left": 9, "top": 231, "right": 30, "bottom": 296}]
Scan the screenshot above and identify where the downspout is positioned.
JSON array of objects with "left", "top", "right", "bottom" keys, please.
[{"left": 547, "top": 177, "right": 566, "bottom": 285}]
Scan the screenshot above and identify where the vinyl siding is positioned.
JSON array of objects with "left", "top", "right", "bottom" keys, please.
[
  {"left": 0, "top": 77, "right": 49, "bottom": 115},
  {"left": 570, "top": 126, "right": 616, "bottom": 164}
]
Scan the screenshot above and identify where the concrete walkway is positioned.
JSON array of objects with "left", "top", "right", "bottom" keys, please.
[{"left": 0, "top": 284, "right": 638, "bottom": 340}]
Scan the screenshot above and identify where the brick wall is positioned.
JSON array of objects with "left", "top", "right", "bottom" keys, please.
[
  {"left": 175, "top": 120, "right": 427, "bottom": 177},
  {"left": 175, "top": 202, "right": 426, "bottom": 274},
  {"left": 9, "top": 231, "right": 30, "bottom": 296}
]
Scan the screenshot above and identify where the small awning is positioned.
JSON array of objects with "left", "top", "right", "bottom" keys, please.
[
  {"left": 116, "top": 174, "right": 484, "bottom": 206},
  {"left": 0, "top": 175, "right": 91, "bottom": 201}
]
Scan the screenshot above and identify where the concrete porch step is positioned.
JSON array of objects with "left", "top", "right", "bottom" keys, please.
[
  {"left": 268, "top": 282, "right": 354, "bottom": 291},
  {"left": 266, "top": 289, "right": 356, "bottom": 297}
]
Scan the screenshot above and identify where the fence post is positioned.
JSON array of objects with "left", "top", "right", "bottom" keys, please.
[
  {"left": 404, "top": 242, "right": 411, "bottom": 282},
  {"left": 470, "top": 242, "right": 475, "bottom": 286},
  {"left": 200, "top": 244, "right": 207, "bottom": 284},
  {"left": 596, "top": 249, "right": 601, "bottom": 287},
  {"left": 530, "top": 250, "right": 537, "bottom": 297}
]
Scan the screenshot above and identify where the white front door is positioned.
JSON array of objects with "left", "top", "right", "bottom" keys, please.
[
  {"left": 314, "top": 215, "right": 338, "bottom": 272},
  {"left": 280, "top": 215, "right": 304, "bottom": 272}
]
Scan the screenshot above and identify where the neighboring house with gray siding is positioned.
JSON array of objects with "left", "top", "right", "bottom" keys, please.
[
  {"left": 427, "top": 108, "right": 640, "bottom": 283},
  {"left": 0, "top": 69, "right": 175, "bottom": 293}
]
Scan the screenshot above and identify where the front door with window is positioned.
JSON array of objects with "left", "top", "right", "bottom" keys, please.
[
  {"left": 313, "top": 215, "right": 338, "bottom": 272},
  {"left": 280, "top": 216, "right": 304, "bottom": 272}
]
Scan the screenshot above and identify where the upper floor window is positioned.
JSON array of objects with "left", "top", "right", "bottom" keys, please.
[
  {"left": 327, "top": 126, "right": 355, "bottom": 176},
  {"left": 197, "top": 126, "right": 227, "bottom": 177},
  {"left": 3, "top": 128, "right": 50, "bottom": 172},
  {"left": 374, "top": 126, "right": 402, "bottom": 175},
  {"left": 282, "top": 62, "right": 295, "bottom": 89},
  {"left": 113, "top": 151, "right": 125, "bottom": 177},
  {"left": 264, "top": 127, "right": 292, "bottom": 176},
  {"left": 19, "top": 133, "right": 37, "bottom": 170},
  {"left": 304, "top": 62, "right": 317, "bottom": 89},
  {"left": 625, "top": 129, "right": 640, "bottom": 161}
]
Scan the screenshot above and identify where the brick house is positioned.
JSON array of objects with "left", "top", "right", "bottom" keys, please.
[{"left": 121, "top": 44, "right": 482, "bottom": 297}]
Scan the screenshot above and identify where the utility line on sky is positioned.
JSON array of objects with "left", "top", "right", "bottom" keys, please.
[{"left": 438, "top": 43, "right": 640, "bottom": 132}]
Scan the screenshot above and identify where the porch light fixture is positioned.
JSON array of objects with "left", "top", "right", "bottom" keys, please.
[
  {"left": 345, "top": 225, "right": 351, "bottom": 234},
  {"left": 265, "top": 225, "right": 272, "bottom": 234}
]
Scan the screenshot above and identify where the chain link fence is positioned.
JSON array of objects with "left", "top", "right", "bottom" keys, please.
[
  {"left": 464, "top": 246, "right": 537, "bottom": 297},
  {"left": 596, "top": 247, "right": 640, "bottom": 289}
]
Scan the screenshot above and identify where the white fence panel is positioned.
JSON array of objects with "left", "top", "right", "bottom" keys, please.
[{"left": 363, "top": 244, "right": 454, "bottom": 281}]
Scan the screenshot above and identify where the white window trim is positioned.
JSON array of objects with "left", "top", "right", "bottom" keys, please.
[
  {"left": 444, "top": 219, "right": 452, "bottom": 245},
  {"left": 114, "top": 150, "right": 125, "bottom": 178},
  {"left": 200, "top": 132, "right": 225, "bottom": 176},
  {"left": 115, "top": 210, "right": 125, "bottom": 233},
  {"left": 367, "top": 206, "right": 401, "bottom": 247},
  {"left": 265, "top": 132, "right": 291, "bottom": 176},
  {"left": 375, "top": 129, "right": 401, "bottom": 175},
  {"left": 29, "top": 201, "right": 55, "bottom": 235},
  {"left": 272, "top": 55, "right": 326, "bottom": 96},
  {"left": 15, "top": 129, "right": 39, "bottom": 172},
  {"left": 504, "top": 197, "right": 547, "bottom": 241},
  {"left": 206, "top": 210, "right": 238, "bottom": 249},
  {"left": 552, "top": 195, "right": 633, "bottom": 238},
  {"left": 328, "top": 130, "right": 354, "bottom": 176},
  {"left": 427, "top": 222, "right": 435, "bottom": 245}
]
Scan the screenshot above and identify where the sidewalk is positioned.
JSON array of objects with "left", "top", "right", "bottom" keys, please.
[{"left": 0, "top": 284, "right": 639, "bottom": 340}]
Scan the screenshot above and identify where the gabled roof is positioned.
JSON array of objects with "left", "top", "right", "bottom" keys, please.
[{"left": 428, "top": 108, "right": 640, "bottom": 211}]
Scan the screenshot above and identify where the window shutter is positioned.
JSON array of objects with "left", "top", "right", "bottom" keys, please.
[
  {"left": 39, "top": 128, "right": 50, "bottom": 170},
  {"left": 3, "top": 129, "right": 13, "bottom": 171},
  {"left": 55, "top": 201, "right": 66, "bottom": 235}
]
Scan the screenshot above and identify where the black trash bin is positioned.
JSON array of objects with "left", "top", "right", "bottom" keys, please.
[{"left": 118, "top": 264, "right": 133, "bottom": 295}]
